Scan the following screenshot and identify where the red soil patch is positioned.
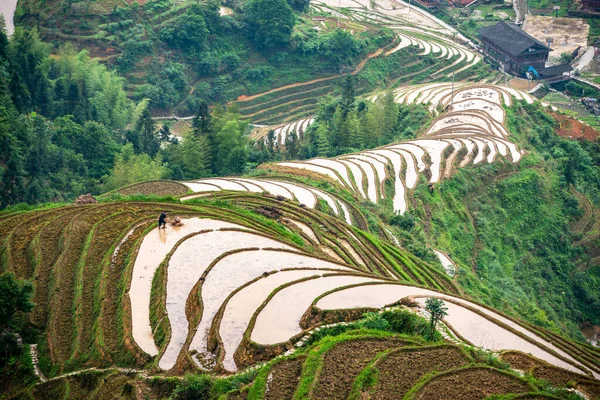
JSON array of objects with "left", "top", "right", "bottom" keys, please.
[
  {"left": 312, "top": 338, "right": 409, "bottom": 399},
  {"left": 414, "top": 367, "right": 531, "bottom": 400},
  {"left": 373, "top": 346, "right": 468, "bottom": 399},
  {"left": 265, "top": 356, "right": 305, "bottom": 400},
  {"left": 553, "top": 113, "right": 599, "bottom": 141}
]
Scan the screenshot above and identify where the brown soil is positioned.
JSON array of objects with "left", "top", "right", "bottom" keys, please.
[
  {"left": 579, "top": 381, "right": 600, "bottom": 399},
  {"left": 8, "top": 208, "right": 74, "bottom": 279},
  {"left": 114, "top": 180, "right": 189, "bottom": 197},
  {"left": 312, "top": 338, "right": 409, "bottom": 399},
  {"left": 500, "top": 351, "right": 542, "bottom": 372},
  {"left": 236, "top": 47, "right": 385, "bottom": 103},
  {"left": 553, "top": 113, "right": 599, "bottom": 141},
  {"left": 75, "top": 209, "right": 157, "bottom": 362},
  {"left": 373, "top": 346, "right": 468, "bottom": 400},
  {"left": 532, "top": 365, "right": 595, "bottom": 386},
  {"left": 265, "top": 356, "right": 305, "bottom": 400},
  {"left": 508, "top": 78, "right": 535, "bottom": 91},
  {"left": 414, "top": 367, "right": 531, "bottom": 400},
  {"left": 29, "top": 378, "right": 67, "bottom": 399}
]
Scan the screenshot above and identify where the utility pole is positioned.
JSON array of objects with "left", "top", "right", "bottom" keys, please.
[{"left": 451, "top": 72, "right": 455, "bottom": 109}]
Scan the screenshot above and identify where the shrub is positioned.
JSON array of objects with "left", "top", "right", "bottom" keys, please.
[{"left": 171, "top": 374, "right": 214, "bottom": 400}]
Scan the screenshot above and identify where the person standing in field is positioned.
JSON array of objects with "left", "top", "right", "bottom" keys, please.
[{"left": 158, "top": 211, "right": 167, "bottom": 229}]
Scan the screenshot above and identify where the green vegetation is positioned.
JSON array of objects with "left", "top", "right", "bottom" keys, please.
[
  {"left": 425, "top": 298, "right": 448, "bottom": 339},
  {"left": 260, "top": 77, "right": 431, "bottom": 161},
  {"left": 383, "top": 101, "right": 600, "bottom": 340},
  {"left": 0, "top": 273, "right": 35, "bottom": 393},
  {"left": 17, "top": 0, "right": 393, "bottom": 114}
]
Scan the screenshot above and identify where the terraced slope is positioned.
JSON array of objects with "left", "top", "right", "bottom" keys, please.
[
  {"left": 260, "top": 83, "right": 527, "bottom": 214},
  {"left": 249, "top": 334, "right": 596, "bottom": 400},
  {"left": 6, "top": 194, "right": 599, "bottom": 385},
  {"left": 0, "top": 198, "right": 459, "bottom": 377},
  {"left": 236, "top": 0, "right": 486, "bottom": 125}
]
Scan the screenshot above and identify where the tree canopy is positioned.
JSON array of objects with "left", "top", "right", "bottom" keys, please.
[{"left": 244, "top": 0, "right": 295, "bottom": 49}]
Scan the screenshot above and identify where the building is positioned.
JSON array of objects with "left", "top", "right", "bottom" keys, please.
[
  {"left": 479, "top": 21, "right": 550, "bottom": 77},
  {"left": 582, "top": 0, "right": 600, "bottom": 13}
]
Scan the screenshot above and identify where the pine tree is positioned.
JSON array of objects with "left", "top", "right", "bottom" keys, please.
[
  {"left": 137, "top": 107, "right": 159, "bottom": 157},
  {"left": 340, "top": 75, "right": 355, "bottom": 116},
  {"left": 285, "top": 130, "right": 298, "bottom": 160},
  {"left": 159, "top": 124, "right": 172, "bottom": 142},
  {"left": 316, "top": 124, "right": 330, "bottom": 157}
]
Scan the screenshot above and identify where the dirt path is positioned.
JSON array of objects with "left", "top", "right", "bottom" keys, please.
[{"left": 236, "top": 47, "right": 385, "bottom": 103}]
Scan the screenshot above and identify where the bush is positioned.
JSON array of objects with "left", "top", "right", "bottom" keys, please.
[{"left": 171, "top": 374, "right": 214, "bottom": 400}]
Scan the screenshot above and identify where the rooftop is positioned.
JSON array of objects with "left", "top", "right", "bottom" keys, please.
[{"left": 479, "top": 21, "right": 551, "bottom": 56}]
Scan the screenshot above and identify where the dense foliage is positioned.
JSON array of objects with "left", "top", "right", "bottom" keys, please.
[
  {"left": 0, "top": 273, "right": 35, "bottom": 391},
  {"left": 16, "top": 0, "right": 393, "bottom": 115},
  {"left": 0, "top": 25, "right": 259, "bottom": 206},
  {"left": 257, "top": 77, "right": 431, "bottom": 162},
  {"left": 379, "top": 102, "right": 600, "bottom": 339}
]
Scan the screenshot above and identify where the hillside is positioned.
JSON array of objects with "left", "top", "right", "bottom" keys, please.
[
  {"left": 3, "top": 82, "right": 600, "bottom": 399},
  {"left": 3, "top": 0, "right": 600, "bottom": 398}
]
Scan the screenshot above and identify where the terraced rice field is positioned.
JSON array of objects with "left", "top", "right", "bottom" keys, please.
[
  {"left": 251, "top": 334, "right": 595, "bottom": 399},
  {"left": 265, "top": 83, "right": 527, "bottom": 214},
  {"left": 242, "top": 0, "right": 485, "bottom": 126},
  {"left": 314, "top": 283, "right": 600, "bottom": 379},
  {"left": 2, "top": 197, "right": 465, "bottom": 377},
  {"left": 7, "top": 194, "right": 599, "bottom": 386}
]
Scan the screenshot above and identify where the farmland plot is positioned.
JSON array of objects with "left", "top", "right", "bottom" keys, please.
[{"left": 266, "top": 84, "right": 526, "bottom": 214}]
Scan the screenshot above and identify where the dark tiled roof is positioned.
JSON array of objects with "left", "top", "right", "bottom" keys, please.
[
  {"left": 479, "top": 21, "right": 550, "bottom": 56},
  {"left": 539, "top": 63, "right": 573, "bottom": 76}
]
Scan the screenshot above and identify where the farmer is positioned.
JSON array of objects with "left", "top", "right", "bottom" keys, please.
[{"left": 158, "top": 211, "right": 167, "bottom": 229}]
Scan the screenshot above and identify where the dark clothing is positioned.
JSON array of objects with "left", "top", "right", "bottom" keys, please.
[{"left": 158, "top": 212, "right": 167, "bottom": 228}]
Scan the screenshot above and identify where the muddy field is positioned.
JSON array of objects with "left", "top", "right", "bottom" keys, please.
[
  {"left": 312, "top": 338, "right": 408, "bottom": 399},
  {"left": 554, "top": 113, "right": 599, "bottom": 141},
  {"left": 265, "top": 357, "right": 305, "bottom": 399},
  {"left": 114, "top": 180, "right": 189, "bottom": 197},
  {"left": 414, "top": 367, "right": 531, "bottom": 399},
  {"left": 500, "top": 351, "right": 542, "bottom": 372},
  {"left": 373, "top": 346, "right": 468, "bottom": 399}
]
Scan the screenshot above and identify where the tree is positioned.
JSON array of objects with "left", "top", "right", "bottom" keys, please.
[
  {"left": 285, "top": 130, "right": 298, "bottom": 159},
  {"left": 136, "top": 107, "right": 159, "bottom": 157},
  {"left": 316, "top": 124, "right": 330, "bottom": 157},
  {"left": 160, "top": 5, "right": 209, "bottom": 51},
  {"left": 321, "top": 29, "right": 359, "bottom": 69},
  {"left": 340, "top": 75, "right": 355, "bottom": 116},
  {"left": 159, "top": 124, "right": 172, "bottom": 142},
  {"left": 215, "top": 119, "right": 244, "bottom": 175},
  {"left": 179, "top": 134, "right": 213, "bottom": 178},
  {"left": 244, "top": 0, "right": 295, "bottom": 49},
  {"left": 192, "top": 100, "right": 211, "bottom": 137},
  {"left": 0, "top": 273, "right": 34, "bottom": 364},
  {"left": 424, "top": 298, "right": 447, "bottom": 339},
  {"left": 103, "top": 144, "right": 168, "bottom": 191}
]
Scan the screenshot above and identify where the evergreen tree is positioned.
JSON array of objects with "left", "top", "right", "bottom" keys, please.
[
  {"left": 340, "top": 75, "right": 355, "bottom": 116},
  {"left": 180, "top": 134, "right": 213, "bottom": 178},
  {"left": 285, "top": 130, "right": 298, "bottom": 160},
  {"left": 316, "top": 124, "right": 330, "bottom": 157},
  {"left": 192, "top": 100, "right": 211, "bottom": 136},
  {"left": 215, "top": 119, "right": 243, "bottom": 175},
  {"left": 159, "top": 124, "right": 172, "bottom": 142},
  {"left": 136, "top": 107, "right": 159, "bottom": 157}
]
